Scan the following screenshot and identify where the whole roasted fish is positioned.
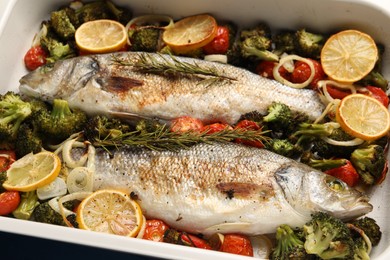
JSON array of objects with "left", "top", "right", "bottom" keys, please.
[
  {"left": 87, "top": 142, "right": 372, "bottom": 236},
  {"left": 19, "top": 52, "right": 325, "bottom": 124}
]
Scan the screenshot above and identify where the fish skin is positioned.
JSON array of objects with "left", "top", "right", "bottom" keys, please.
[
  {"left": 87, "top": 142, "right": 372, "bottom": 237},
  {"left": 19, "top": 52, "right": 325, "bottom": 124}
]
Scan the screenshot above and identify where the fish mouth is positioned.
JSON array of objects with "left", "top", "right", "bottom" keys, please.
[{"left": 329, "top": 195, "right": 373, "bottom": 220}]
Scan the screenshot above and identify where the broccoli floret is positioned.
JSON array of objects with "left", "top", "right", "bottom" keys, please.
[
  {"left": 270, "top": 224, "right": 308, "bottom": 260},
  {"left": 40, "top": 35, "right": 76, "bottom": 63},
  {"left": 238, "top": 23, "right": 279, "bottom": 62},
  {"left": 310, "top": 127, "right": 357, "bottom": 159},
  {"left": 263, "top": 102, "right": 292, "bottom": 128},
  {"left": 36, "top": 99, "right": 87, "bottom": 141},
  {"left": 76, "top": 0, "right": 132, "bottom": 24},
  {"left": 12, "top": 191, "right": 40, "bottom": 220},
  {"left": 83, "top": 115, "right": 133, "bottom": 144},
  {"left": 14, "top": 122, "right": 43, "bottom": 158},
  {"left": 0, "top": 92, "right": 32, "bottom": 142},
  {"left": 273, "top": 30, "right": 297, "bottom": 56},
  {"left": 105, "top": 0, "right": 133, "bottom": 25},
  {"left": 50, "top": 9, "right": 76, "bottom": 40},
  {"left": 358, "top": 71, "right": 389, "bottom": 91},
  {"left": 305, "top": 157, "right": 348, "bottom": 172},
  {"left": 32, "top": 200, "right": 79, "bottom": 227},
  {"left": 350, "top": 144, "right": 386, "bottom": 185},
  {"left": 350, "top": 217, "right": 382, "bottom": 247},
  {"left": 266, "top": 138, "right": 303, "bottom": 158},
  {"left": 294, "top": 29, "right": 326, "bottom": 59},
  {"left": 240, "top": 37, "right": 279, "bottom": 61},
  {"left": 129, "top": 27, "right": 161, "bottom": 52},
  {"left": 303, "top": 212, "right": 354, "bottom": 259}
]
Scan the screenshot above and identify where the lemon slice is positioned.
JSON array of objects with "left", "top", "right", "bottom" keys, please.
[
  {"left": 77, "top": 189, "right": 143, "bottom": 237},
  {"left": 336, "top": 94, "right": 390, "bottom": 141},
  {"left": 3, "top": 152, "right": 61, "bottom": 192},
  {"left": 162, "top": 14, "right": 218, "bottom": 54},
  {"left": 75, "top": 19, "right": 127, "bottom": 54},
  {"left": 321, "top": 30, "right": 378, "bottom": 83}
]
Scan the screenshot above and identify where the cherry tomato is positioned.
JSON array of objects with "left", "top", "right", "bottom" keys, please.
[
  {"left": 291, "top": 59, "right": 325, "bottom": 88},
  {"left": 0, "top": 191, "right": 20, "bottom": 216},
  {"left": 180, "top": 233, "right": 212, "bottom": 250},
  {"left": 0, "top": 150, "right": 16, "bottom": 172},
  {"left": 220, "top": 234, "right": 253, "bottom": 256},
  {"left": 255, "top": 61, "right": 290, "bottom": 81},
  {"left": 364, "top": 86, "right": 389, "bottom": 107},
  {"left": 24, "top": 45, "right": 47, "bottom": 71},
  {"left": 203, "top": 26, "right": 230, "bottom": 55},
  {"left": 170, "top": 116, "right": 204, "bottom": 133},
  {"left": 142, "top": 219, "right": 170, "bottom": 242},
  {"left": 325, "top": 85, "right": 351, "bottom": 100},
  {"left": 234, "top": 120, "right": 264, "bottom": 148},
  {"left": 203, "top": 123, "right": 233, "bottom": 134},
  {"left": 325, "top": 160, "right": 360, "bottom": 187}
]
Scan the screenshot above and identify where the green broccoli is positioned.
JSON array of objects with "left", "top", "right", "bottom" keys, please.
[
  {"left": 83, "top": 115, "right": 133, "bottom": 145},
  {"left": 31, "top": 200, "right": 78, "bottom": 227},
  {"left": 266, "top": 138, "right": 303, "bottom": 158},
  {"left": 304, "top": 157, "right": 348, "bottom": 172},
  {"left": 0, "top": 92, "right": 32, "bottom": 142},
  {"left": 273, "top": 30, "right": 297, "bottom": 56},
  {"left": 129, "top": 27, "right": 161, "bottom": 52},
  {"left": 14, "top": 122, "right": 43, "bottom": 158},
  {"left": 75, "top": 0, "right": 132, "bottom": 25},
  {"left": 303, "top": 212, "right": 354, "bottom": 259},
  {"left": 40, "top": 35, "right": 76, "bottom": 63},
  {"left": 238, "top": 23, "right": 279, "bottom": 62},
  {"left": 310, "top": 127, "right": 358, "bottom": 159},
  {"left": 263, "top": 102, "right": 292, "bottom": 128},
  {"left": 350, "top": 217, "right": 382, "bottom": 247},
  {"left": 350, "top": 144, "right": 386, "bottom": 185},
  {"left": 294, "top": 29, "right": 326, "bottom": 59},
  {"left": 358, "top": 70, "right": 389, "bottom": 91},
  {"left": 36, "top": 99, "right": 88, "bottom": 141},
  {"left": 270, "top": 224, "right": 308, "bottom": 260},
  {"left": 50, "top": 9, "right": 76, "bottom": 40},
  {"left": 12, "top": 191, "right": 40, "bottom": 220}
]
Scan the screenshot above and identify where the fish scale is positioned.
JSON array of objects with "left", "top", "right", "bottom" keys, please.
[
  {"left": 19, "top": 52, "right": 325, "bottom": 124},
  {"left": 87, "top": 142, "right": 372, "bottom": 236}
]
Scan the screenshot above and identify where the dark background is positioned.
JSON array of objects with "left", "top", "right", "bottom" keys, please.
[{"left": 1, "top": 231, "right": 159, "bottom": 260}]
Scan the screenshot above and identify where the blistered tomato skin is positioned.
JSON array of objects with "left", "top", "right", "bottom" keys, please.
[
  {"left": 256, "top": 61, "right": 291, "bottom": 81},
  {"left": 203, "top": 26, "right": 230, "bottom": 55},
  {"left": 170, "top": 116, "right": 204, "bottom": 133},
  {"left": 202, "top": 123, "right": 232, "bottom": 134},
  {"left": 291, "top": 59, "right": 325, "bottom": 88},
  {"left": 0, "top": 191, "right": 20, "bottom": 216},
  {"left": 220, "top": 234, "right": 254, "bottom": 256},
  {"left": 24, "top": 46, "right": 48, "bottom": 71},
  {"left": 365, "top": 86, "right": 389, "bottom": 107},
  {"left": 142, "top": 219, "right": 170, "bottom": 242}
]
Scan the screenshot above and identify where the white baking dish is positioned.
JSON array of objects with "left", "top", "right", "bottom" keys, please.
[{"left": 0, "top": 0, "right": 390, "bottom": 259}]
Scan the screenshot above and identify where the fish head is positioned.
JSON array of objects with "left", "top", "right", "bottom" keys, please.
[
  {"left": 19, "top": 56, "right": 100, "bottom": 101},
  {"left": 275, "top": 165, "right": 373, "bottom": 220}
]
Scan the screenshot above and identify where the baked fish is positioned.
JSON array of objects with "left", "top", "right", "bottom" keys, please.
[
  {"left": 86, "top": 142, "right": 372, "bottom": 237},
  {"left": 19, "top": 52, "right": 325, "bottom": 124}
]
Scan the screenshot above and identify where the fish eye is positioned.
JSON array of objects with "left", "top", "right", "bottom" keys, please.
[{"left": 325, "top": 176, "right": 346, "bottom": 191}]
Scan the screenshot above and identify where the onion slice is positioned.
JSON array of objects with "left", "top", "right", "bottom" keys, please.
[
  {"left": 204, "top": 54, "right": 228, "bottom": 63},
  {"left": 67, "top": 167, "right": 94, "bottom": 194},
  {"left": 37, "top": 177, "right": 68, "bottom": 200},
  {"left": 273, "top": 54, "right": 315, "bottom": 89},
  {"left": 58, "top": 192, "right": 92, "bottom": 227},
  {"left": 321, "top": 136, "right": 365, "bottom": 147}
]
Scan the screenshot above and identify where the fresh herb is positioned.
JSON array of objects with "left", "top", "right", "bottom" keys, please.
[
  {"left": 112, "top": 53, "right": 237, "bottom": 84},
  {"left": 87, "top": 121, "right": 270, "bottom": 151}
]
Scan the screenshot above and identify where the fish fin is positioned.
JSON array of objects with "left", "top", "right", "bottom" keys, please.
[
  {"left": 108, "top": 111, "right": 170, "bottom": 125},
  {"left": 203, "top": 222, "right": 253, "bottom": 234},
  {"left": 98, "top": 76, "right": 144, "bottom": 92}
]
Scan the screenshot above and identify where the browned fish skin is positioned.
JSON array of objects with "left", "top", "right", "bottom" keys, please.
[
  {"left": 19, "top": 52, "right": 325, "bottom": 124},
  {"left": 90, "top": 142, "right": 372, "bottom": 236}
]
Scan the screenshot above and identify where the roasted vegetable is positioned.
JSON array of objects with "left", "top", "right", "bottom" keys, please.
[
  {"left": 294, "top": 29, "right": 326, "bottom": 59},
  {"left": 12, "top": 191, "right": 40, "bottom": 220},
  {"left": 270, "top": 224, "right": 308, "bottom": 260}
]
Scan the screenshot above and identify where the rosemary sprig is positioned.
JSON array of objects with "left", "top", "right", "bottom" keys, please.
[
  {"left": 90, "top": 123, "right": 270, "bottom": 151},
  {"left": 112, "top": 53, "right": 237, "bottom": 83}
]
